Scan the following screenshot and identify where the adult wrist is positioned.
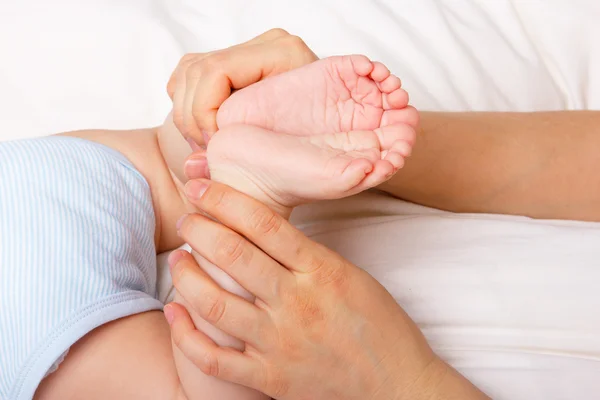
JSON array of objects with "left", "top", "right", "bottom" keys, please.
[
  {"left": 368, "top": 344, "right": 442, "bottom": 400},
  {"left": 404, "top": 357, "right": 490, "bottom": 400}
]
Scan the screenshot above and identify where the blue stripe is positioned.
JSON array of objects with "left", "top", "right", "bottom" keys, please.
[{"left": 0, "top": 136, "right": 163, "bottom": 400}]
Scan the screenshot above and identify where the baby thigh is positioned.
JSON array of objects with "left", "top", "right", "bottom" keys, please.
[
  {"left": 0, "top": 137, "right": 178, "bottom": 399},
  {"left": 172, "top": 251, "right": 268, "bottom": 400},
  {"left": 35, "top": 312, "right": 183, "bottom": 400}
]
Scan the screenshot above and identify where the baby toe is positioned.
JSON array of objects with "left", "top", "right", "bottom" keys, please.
[
  {"left": 348, "top": 55, "right": 374, "bottom": 76},
  {"left": 382, "top": 151, "right": 406, "bottom": 170},
  {"left": 379, "top": 75, "right": 402, "bottom": 93},
  {"left": 390, "top": 139, "right": 413, "bottom": 157},
  {"left": 381, "top": 107, "right": 419, "bottom": 127},
  {"left": 354, "top": 159, "right": 397, "bottom": 191},
  {"left": 370, "top": 62, "right": 391, "bottom": 82},
  {"left": 333, "top": 157, "right": 374, "bottom": 193},
  {"left": 374, "top": 124, "right": 416, "bottom": 150},
  {"left": 383, "top": 88, "right": 409, "bottom": 110}
]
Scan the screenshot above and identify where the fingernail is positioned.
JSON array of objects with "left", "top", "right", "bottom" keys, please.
[
  {"left": 185, "top": 180, "right": 208, "bottom": 200},
  {"left": 185, "top": 157, "right": 208, "bottom": 179},
  {"left": 164, "top": 304, "right": 175, "bottom": 325},
  {"left": 176, "top": 214, "right": 188, "bottom": 231},
  {"left": 168, "top": 250, "right": 185, "bottom": 269},
  {"left": 187, "top": 137, "right": 204, "bottom": 151}
]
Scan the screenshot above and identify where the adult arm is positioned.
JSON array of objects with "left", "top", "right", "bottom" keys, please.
[
  {"left": 382, "top": 111, "right": 600, "bottom": 221},
  {"left": 165, "top": 180, "right": 490, "bottom": 400},
  {"left": 171, "top": 30, "right": 600, "bottom": 222}
]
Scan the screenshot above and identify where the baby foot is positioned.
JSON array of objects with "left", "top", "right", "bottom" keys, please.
[
  {"left": 201, "top": 123, "right": 416, "bottom": 215},
  {"left": 216, "top": 55, "right": 419, "bottom": 137}
]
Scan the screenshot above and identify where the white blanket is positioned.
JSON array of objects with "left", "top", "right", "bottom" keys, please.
[{"left": 1, "top": 1, "right": 599, "bottom": 399}]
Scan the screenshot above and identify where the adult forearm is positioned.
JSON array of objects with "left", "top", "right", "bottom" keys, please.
[
  {"left": 380, "top": 111, "right": 600, "bottom": 221},
  {"left": 404, "top": 358, "right": 490, "bottom": 400}
]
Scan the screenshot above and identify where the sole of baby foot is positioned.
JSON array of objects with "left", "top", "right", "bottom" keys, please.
[
  {"left": 206, "top": 123, "right": 416, "bottom": 213},
  {"left": 216, "top": 55, "right": 419, "bottom": 136}
]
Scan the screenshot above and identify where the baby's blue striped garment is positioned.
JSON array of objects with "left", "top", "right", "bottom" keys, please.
[{"left": 0, "top": 136, "right": 163, "bottom": 400}]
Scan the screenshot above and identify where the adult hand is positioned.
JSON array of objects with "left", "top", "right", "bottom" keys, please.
[
  {"left": 167, "top": 28, "right": 318, "bottom": 151},
  {"left": 164, "top": 180, "right": 489, "bottom": 400}
]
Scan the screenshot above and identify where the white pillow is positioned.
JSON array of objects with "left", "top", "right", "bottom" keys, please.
[{"left": 1, "top": 0, "right": 598, "bottom": 145}]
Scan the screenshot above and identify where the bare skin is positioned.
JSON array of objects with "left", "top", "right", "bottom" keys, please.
[
  {"left": 34, "top": 29, "right": 600, "bottom": 400},
  {"left": 167, "top": 110, "right": 600, "bottom": 400},
  {"left": 37, "top": 110, "right": 600, "bottom": 400},
  {"left": 381, "top": 111, "right": 600, "bottom": 222},
  {"left": 170, "top": 55, "right": 416, "bottom": 399},
  {"left": 216, "top": 55, "right": 418, "bottom": 135},
  {"left": 36, "top": 28, "right": 313, "bottom": 399},
  {"left": 167, "top": 180, "right": 490, "bottom": 400},
  {"left": 35, "top": 43, "right": 416, "bottom": 400}
]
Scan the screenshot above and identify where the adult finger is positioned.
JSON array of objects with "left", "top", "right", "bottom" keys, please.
[
  {"left": 176, "top": 213, "right": 294, "bottom": 306},
  {"left": 166, "top": 28, "right": 291, "bottom": 100},
  {"left": 248, "top": 27, "right": 291, "bottom": 43},
  {"left": 184, "top": 150, "right": 210, "bottom": 180},
  {"left": 171, "top": 66, "right": 190, "bottom": 138},
  {"left": 167, "top": 53, "right": 201, "bottom": 100},
  {"left": 190, "top": 35, "right": 318, "bottom": 139},
  {"left": 169, "top": 251, "right": 270, "bottom": 348},
  {"left": 174, "top": 29, "right": 293, "bottom": 139},
  {"left": 183, "top": 179, "right": 337, "bottom": 275},
  {"left": 181, "top": 65, "right": 205, "bottom": 143},
  {"left": 165, "top": 302, "right": 264, "bottom": 390}
]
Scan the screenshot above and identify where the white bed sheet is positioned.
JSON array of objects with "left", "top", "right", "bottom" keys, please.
[
  {"left": 1, "top": 1, "right": 599, "bottom": 399},
  {"left": 1, "top": 0, "right": 599, "bottom": 143}
]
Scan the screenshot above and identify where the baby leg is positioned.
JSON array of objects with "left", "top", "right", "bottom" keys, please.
[
  {"left": 0, "top": 137, "right": 181, "bottom": 400},
  {"left": 172, "top": 123, "right": 415, "bottom": 399},
  {"left": 35, "top": 312, "right": 184, "bottom": 400},
  {"left": 172, "top": 254, "right": 268, "bottom": 399}
]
